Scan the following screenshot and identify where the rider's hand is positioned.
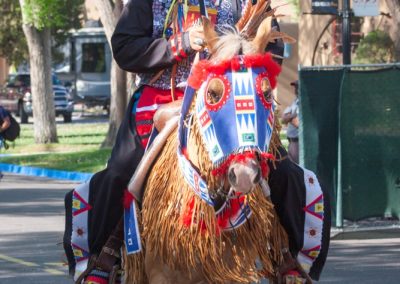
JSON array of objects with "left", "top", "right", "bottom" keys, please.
[{"left": 187, "top": 25, "right": 205, "bottom": 51}]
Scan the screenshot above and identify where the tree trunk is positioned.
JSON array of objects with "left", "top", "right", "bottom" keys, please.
[
  {"left": 93, "top": 0, "right": 128, "bottom": 147},
  {"left": 101, "top": 60, "right": 126, "bottom": 147},
  {"left": 21, "top": 25, "right": 58, "bottom": 143},
  {"left": 385, "top": 0, "right": 400, "bottom": 61}
]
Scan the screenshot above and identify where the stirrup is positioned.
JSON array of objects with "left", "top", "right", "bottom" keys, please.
[
  {"left": 276, "top": 249, "right": 313, "bottom": 284},
  {"left": 283, "top": 270, "right": 307, "bottom": 284},
  {"left": 82, "top": 265, "right": 122, "bottom": 284}
]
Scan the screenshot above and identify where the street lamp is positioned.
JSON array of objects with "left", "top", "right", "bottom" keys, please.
[{"left": 341, "top": 0, "right": 352, "bottom": 64}]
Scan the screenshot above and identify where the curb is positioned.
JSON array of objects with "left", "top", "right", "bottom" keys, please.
[{"left": 0, "top": 163, "right": 93, "bottom": 182}]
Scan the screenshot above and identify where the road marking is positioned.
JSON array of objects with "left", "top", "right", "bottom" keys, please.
[
  {"left": 44, "top": 268, "right": 65, "bottom": 275},
  {"left": 0, "top": 253, "right": 39, "bottom": 267},
  {"left": 44, "top": 262, "right": 65, "bottom": 267},
  {"left": 0, "top": 253, "right": 66, "bottom": 276}
]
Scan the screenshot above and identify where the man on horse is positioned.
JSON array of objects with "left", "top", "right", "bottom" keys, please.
[{"left": 64, "top": 1, "right": 330, "bottom": 283}]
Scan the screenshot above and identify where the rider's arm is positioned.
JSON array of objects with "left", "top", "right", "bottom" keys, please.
[
  {"left": 0, "top": 116, "right": 10, "bottom": 133},
  {"left": 111, "top": 0, "right": 193, "bottom": 74},
  {"left": 281, "top": 112, "right": 294, "bottom": 124}
]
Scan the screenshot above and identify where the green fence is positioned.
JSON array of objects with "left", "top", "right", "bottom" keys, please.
[{"left": 299, "top": 64, "right": 400, "bottom": 227}]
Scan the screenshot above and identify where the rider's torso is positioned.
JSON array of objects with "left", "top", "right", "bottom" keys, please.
[{"left": 138, "top": 0, "right": 247, "bottom": 90}]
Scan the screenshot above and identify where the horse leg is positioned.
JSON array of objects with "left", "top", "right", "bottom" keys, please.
[{"left": 144, "top": 250, "right": 207, "bottom": 284}]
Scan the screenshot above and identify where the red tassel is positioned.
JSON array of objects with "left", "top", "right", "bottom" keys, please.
[
  {"left": 182, "top": 197, "right": 195, "bottom": 227},
  {"left": 217, "top": 196, "right": 244, "bottom": 229},
  {"left": 123, "top": 190, "right": 135, "bottom": 209},
  {"left": 231, "top": 57, "right": 241, "bottom": 71}
]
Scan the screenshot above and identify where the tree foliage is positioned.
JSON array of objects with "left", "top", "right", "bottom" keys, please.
[
  {"left": 0, "top": 2, "right": 27, "bottom": 66},
  {"left": 0, "top": 0, "right": 84, "bottom": 66},
  {"left": 354, "top": 30, "right": 395, "bottom": 64}
]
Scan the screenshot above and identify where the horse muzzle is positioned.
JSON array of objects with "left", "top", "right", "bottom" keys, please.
[{"left": 227, "top": 158, "right": 261, "bottom": 194}]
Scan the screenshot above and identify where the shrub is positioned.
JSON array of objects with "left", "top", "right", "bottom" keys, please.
[{"left": 354, "top": 30, "right": 395, "bottom": 64}]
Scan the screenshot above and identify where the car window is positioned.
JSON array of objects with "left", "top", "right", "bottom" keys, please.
[
  {"left": 81, "top": 43, "right": 106, "bottom": 73},
  {"left": 16, "top": 75, "right": 31, "bottom": 86},
  {"left": 7, "top": 74, "right": 16, "bottom": 84}
]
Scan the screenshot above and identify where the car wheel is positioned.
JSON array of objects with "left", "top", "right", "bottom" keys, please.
[
  {"left": 63, "top": 113, "right": 72, "bottom": 123},
  {"left": 19, "top": 103, "right": 28, "bottom": 124}
]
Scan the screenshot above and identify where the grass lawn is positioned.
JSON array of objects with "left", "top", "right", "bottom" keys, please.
[
  {"left": 0, "top": 123, "right": 112, "bottom": 173},
  {"left": 0, "top": 121, "right": 289, "bottom": 174}
]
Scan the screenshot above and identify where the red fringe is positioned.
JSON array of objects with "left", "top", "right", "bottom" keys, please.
[
  {"left": 182, "top": 195, "right": 246, "bottom": 234},
  {"left": 211, "top": 151, "right": 274, "bottom": 178},
  {"left": 188, "top": 53, "right": 281, "bottom": 90},
  {"left": 217, "top": 196, "right": 244, "bottom": 229},
  {"left": 182, "top": 197, "right": 195, "bottom": 227},
  {"left": 182, "top": 197, "right": 207, "bottom": 231},
  {"left": 123, "top": 189, "right": 135, "bottom": 209}
]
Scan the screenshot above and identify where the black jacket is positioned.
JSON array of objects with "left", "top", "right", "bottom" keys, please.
[{"left": 111, "top": 0, "right": 284, "bottom": 74}]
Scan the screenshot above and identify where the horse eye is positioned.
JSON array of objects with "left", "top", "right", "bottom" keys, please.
[
  {"left": 261, "top": 78, "right": 272, "bottom": 103},
  {"left": 206, "top": 78, "right": 225, "bottom": 105}
]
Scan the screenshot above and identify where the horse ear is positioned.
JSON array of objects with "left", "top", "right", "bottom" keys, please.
[
  {"left": 202, "top": 16, "right": 219, "bottom": 54},
  {"left": 251, "top": 17, "right": 273, "bottom": 54}
]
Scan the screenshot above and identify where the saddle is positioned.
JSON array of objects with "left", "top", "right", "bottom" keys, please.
[{"left": 128, "top": 99, "right": 182, "bottom": 202}]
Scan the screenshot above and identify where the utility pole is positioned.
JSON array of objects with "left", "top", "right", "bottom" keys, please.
[{"left": 342, "top": 0, "right": 352, "bottom": 64}]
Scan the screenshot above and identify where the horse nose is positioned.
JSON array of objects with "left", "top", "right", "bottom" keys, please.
[
  {"left": 228, "top": 167, "right": 237, "bottom": 186},
  {"left": 253, "top": 167, "right": 261, "bottom": 184},
  {"left": 227, "top": 162, "right": 260, "bottom": 194}
]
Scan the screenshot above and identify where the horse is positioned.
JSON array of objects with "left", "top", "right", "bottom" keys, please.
[{"left": 123, "top": 14, "right": 304, "bottom": 284}]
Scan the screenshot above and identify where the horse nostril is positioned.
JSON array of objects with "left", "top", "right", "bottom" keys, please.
[
  {"left": 228, "top": 168, "right": 237, "bottom": 185},
  {"left": 253, "top": 168, "right": 261, "bottom": 184}
]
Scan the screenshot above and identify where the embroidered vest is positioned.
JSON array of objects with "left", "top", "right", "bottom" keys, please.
[{"left": 138, "top": 0, "right": 243, "bottom": 90}]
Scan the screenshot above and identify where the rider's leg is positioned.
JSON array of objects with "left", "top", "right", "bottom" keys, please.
[
  {"left": 268, "top": 145, "right": 331, "bottom": 281},
  {"left": 63, "top": 190, "right": 75, "bottom": 276},
  {"left": 64, "top": 89, "right": 145, "bottom": 282},
  {"left": 88, "top": 88, "right": 145, "bottom": 254}
]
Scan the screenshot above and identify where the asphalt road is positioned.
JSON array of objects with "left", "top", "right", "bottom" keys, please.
[
  {"left": 0, "top": 173, "right": 399, "bottom": 283},
  {"left": 0, "top": 174, "right": 75, "bottom": 284}
]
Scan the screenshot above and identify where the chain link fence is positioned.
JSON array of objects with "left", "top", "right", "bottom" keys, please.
[{"left": 299, "top": 63, "right": 400, "bottom": 227}]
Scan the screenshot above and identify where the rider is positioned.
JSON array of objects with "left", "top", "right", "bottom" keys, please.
[{"left": 64, "top": 0, "right": 330, "bottom": 283}]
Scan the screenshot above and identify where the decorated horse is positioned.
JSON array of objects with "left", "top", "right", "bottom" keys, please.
[{"left": 121, "top": 3, "right": 323, "bottom": 283}]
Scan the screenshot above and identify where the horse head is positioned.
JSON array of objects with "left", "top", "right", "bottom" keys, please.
[{"left": 184, "top": 17, "right": 281, "bottom": 199}]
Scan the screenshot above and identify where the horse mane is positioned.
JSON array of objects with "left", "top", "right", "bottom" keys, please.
[{"left": 212, "top": 26, "right": 258, "bottom": 62}]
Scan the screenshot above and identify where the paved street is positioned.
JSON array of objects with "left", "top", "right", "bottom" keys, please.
[
  {"left": 0, "top": 173, "right": 399, "bottom": 283},
  {"left": 0, "top": 174, "right": 76, "bottom": 284}
]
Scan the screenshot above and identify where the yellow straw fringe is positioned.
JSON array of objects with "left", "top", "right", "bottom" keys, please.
[{"left": 124, "top": 113, "right": 288, "bottom": 283}]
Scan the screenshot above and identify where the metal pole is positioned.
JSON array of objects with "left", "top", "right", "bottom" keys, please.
[
  {"left": 338, "top": 0, "right": 350, "bottom": 226},
  {"left": 342, "top": 0, "right": 351, "bottom": 64}
]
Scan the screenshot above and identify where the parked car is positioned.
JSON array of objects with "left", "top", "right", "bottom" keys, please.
[{"left": 0, "top": 73, "right": 74, "bottom": 123}]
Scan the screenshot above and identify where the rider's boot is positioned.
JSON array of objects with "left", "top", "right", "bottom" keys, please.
[
  {"left": 75, "top": 219, "right": 124, "bottom": 284},
  {"left": 277, "top": 249, "right": 313, "bottom": 284}
]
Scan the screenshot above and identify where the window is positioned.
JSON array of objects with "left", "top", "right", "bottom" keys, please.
[
  {"left": 81, "top": 43, "right": 106, "bottom": 73},
  {"left": 15, "top": 75, "right": 30, "bottom": 87}
]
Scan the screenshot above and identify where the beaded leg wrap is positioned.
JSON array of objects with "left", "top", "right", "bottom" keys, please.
[{"left": 76, "top": 220, "right": 124, "bottom": 284}]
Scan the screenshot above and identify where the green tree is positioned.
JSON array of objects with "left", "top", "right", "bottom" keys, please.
[
  {"left": 18, "top": 0, "right": 84, "bottom": 143},
  {"left": 354, "top": 30, "right": 395, "bottom": 64},
  {"left": 0, "top": 2, "right": 27, "bottom": 66},
  {"left": 0, "top": 0, "right": 83, "bottom": 67}
]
